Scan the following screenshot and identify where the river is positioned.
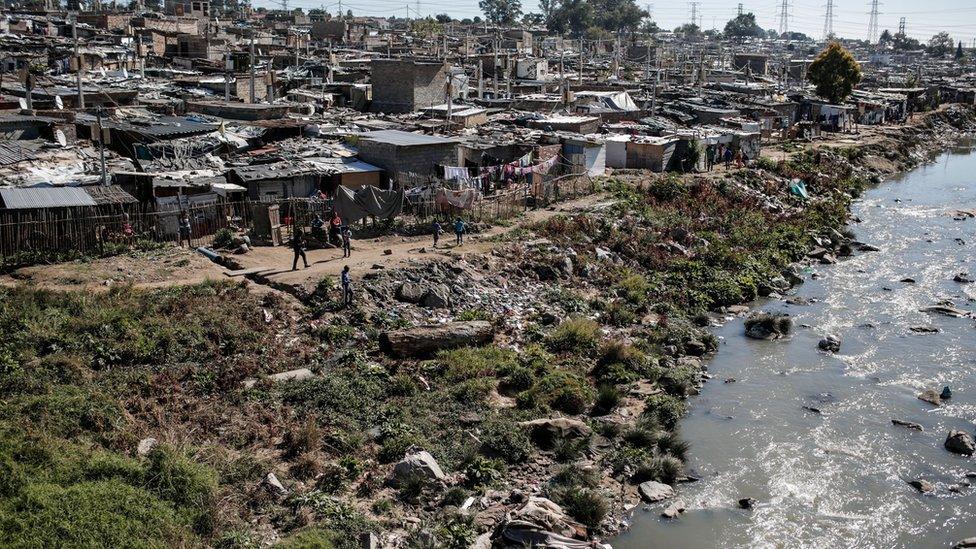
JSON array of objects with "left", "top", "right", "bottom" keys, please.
[{"left": 612, "top": 144, "right": 976, "bottom": 549}]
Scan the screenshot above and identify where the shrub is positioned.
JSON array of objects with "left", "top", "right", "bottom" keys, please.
[
  {"left": 553, "top": 437, "right": 589, "bottom": 463},
  {"left": 371, "top": 499, "right": 394, "bottom": 515},
  {"left": 437, "top": 346, "right": 516, "bottom": 382},
  {"left": 143, "top": 446, "right": 217, "bottom": 535},
  {"left": 593, "top": 341, "right": 650, "bottom": 385},
  {"left": 643, "top": 394, "right": 687, "bottom": 430},
  {"left": 276, "top": 527, "right": 337, "bottom": 548},
  {"left": 290, "top": 453, "right": 326, "bottom": 482},
  {"left": 281, "top": 417, "right": 323, "bottom": 459},
  {"left": 388, "top": 374, "right": 418, "bottom": 397},
  {"left": 396, "top": 471, "right": 429, "bottom": 502},
  {"left": 521, "top": 371, "right": 595, "bottom": 415},
  {"left": 656, "top": 364, "right": 700, "bottom": 397},
  {"left": 656, "top": 431, "right": 690, "bottom": 461},
  {"left": 497, "top": 364, "right": 535, "bottom": 394},
  {"left": 462, "top": 455, "right": 505, "bottom": 489},
  {"left": 377, "top": 432, "right": 423, "bottom": 464},
  {"left": 546, "top": 318, "right": 601, "bottom": 354},
  {"left": 557, "top": 488, "right": 608, "bottom": 529},
  {"left": 551, "top": 464, "right": 600, "bottom": 489},
  {"left": 0, "top": 481, "right": 188, "bottom": 547},
  {"left": 479, "top": 418, "right": 532, "bottom": 464},
  {"left": 440, "top": 486, "right": 470, "bottom": 507},
  {"left": 646, "top": 174, "right": 688, "bottom": 202},
  {"left": 212, "top": 228, "right": 235, "bottom": 250},
  {"left": 592, "top": 384, "right": 622, "bottom": 416},
  {"left": 631, "top": 454, "right": 683, "bottom": 485}
]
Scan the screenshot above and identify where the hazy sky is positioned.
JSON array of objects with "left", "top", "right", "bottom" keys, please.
[{"left": 261, "top": 0, "right": 976, "bottom": 44}]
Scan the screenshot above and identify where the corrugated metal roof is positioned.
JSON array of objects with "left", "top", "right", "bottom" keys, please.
[
  {"left": 359, "top": 129, "right": 459, "bottom": 147},
  {"left": 0, "top": 186, "right": 97, "bottom": 209}
]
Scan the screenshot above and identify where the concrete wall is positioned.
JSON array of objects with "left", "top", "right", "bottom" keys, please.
[{"left": 358, "top": 141, "right": 457, "bottom": 183}]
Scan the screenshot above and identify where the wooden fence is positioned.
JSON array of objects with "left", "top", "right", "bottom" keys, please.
[{"left": 0, "top": 173, "right": 596, "bottom": 269}]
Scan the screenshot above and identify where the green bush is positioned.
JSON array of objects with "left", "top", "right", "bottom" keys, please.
[
  {"left": 276, "top": 527, "right": 337, "bottom": 548},
  {"left": 0, "top": 480, "right": 187, "bottom": 548},
  {"left": 631, "top": 454, "right": 683, "bottom": 484},
  {"left": 546, "top": 318, "right": 601, "bottom": 354},
  {"left": 437, "top": 346, "right": 516, "bottom": 382},
  {"left": 643, "top": 394, "right": 687, "bottom": 430},
  {"left": 479, "top": 418, "right": 532, "bottom": 464},
  {"left": 593, "top": 341, "right": 650, "bottom": 385},
  {"left": 462, "top": 455, "right": 505, "bottom": 489},
  {"left": 144, "top": 445, "right": 217, "bottom": 535},
  {"left": 592, "top": 384, "right": 621, "bottom": 416},
  {"left": 557, "top": 488, "right": 608, "bottom": 528},
  {"left": 212, "top": 228, "right": 235, "bottom": 250},
  {"left": 521, "top": 371, "right": 595, "bottom": 415}
]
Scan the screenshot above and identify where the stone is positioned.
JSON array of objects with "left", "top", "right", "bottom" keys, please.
[
  {"left": 738, "top": 497, "right": 756, "bottom": 509},
  {"left": 744, "top": 313, "right": 792, "bottom": 340},
  {"left": 910, "top": 325, "right": 940, "bottom": 334},
  {"left": 390, "top": 451, "right": 446, "bottom": 486},
  {"left": 920, "top": 304, "right": 971, "bottom": 318},
  {"left": 918, "top": 389, "right": 942, "bottom": 406},
  {"left": 243, "top": 368, "right": 315, "bottom": 389},
  {"left": 420, "top": 284, "right": 452, "bottom": 309},
  {"left": 908, "top": 479, "right": 936, "bottom": 493},
  {"left": 945, "top": 431, "right": 976, "bottom": 456},
  {"left": 359, "top": 532, "right": 379, "bottom": 549},
  {"left": 638, "top": 481, "right": 675, "bottom": 503},
  {"left": 263, "top": 472, "right": 288, "bottom": 497},
  {"left": 520, "top": 417, "right": 593, "bottom": 443},
  {"left": 954, "top": 273, "right": 973, "bottom": 284},
  {"left": 383, "top": 249, "right": 393, "bottom": 255},
  {"left": 891, "top": 419, "right": 923, "bottom": 431},
  {"left": 395, "top": 282, "right": 426, "bottom": 303},
  {"left": 136, "top": 437, "right": 158, "bottom": 457},
  {"left": 941, "top": 386, "right": 953, "bottom": 400},
  {"left": 954, "top": 538, "right": 976, "bottom": 549},
  {"left": 818, "top": 334, "right": 841, "bottom": 353},
  {"left": 380, "top": 321, "right": 494, "bottom": 358},
  {"left": 661, "top": 503, "right": 685, "bottom": 519}
]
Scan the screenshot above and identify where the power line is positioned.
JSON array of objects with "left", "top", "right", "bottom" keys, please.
[
  {"left": 689, "top": 1, "right": 699, "bottom": 26},
  {"left": 777, "top": 0, "right": 791, "bottom": 34},
  {"left": 898, "top": 16, "right": 905, "bottom": 35},
  {"left": 867, "top": 0, "right": 881, "bottom": 43},
  {"left": 823, "top": 0, "right": 834, "bottom": 39}
]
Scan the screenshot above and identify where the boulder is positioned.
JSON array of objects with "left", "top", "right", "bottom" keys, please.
[
  {"left": 136, "top": 437, "right": 158, "bottom": 457},
  {"left": 818, "top": 334, "right": 842, "bottom": 353},
  {"left": 908, "top": 479, "right": 936, "bottom": 493},
  {"left": 738, "top": 498, "right": 756, "bottom": 509},
  {"left": 520, "top": 418, "right": 592, "bottom": 444},
  {"left": 395, "top": 282, "right": 426, "bottom": 303},
  {"left": 638, "top": 481, "right": 675, "bottom": 503},
  {"left": 744, "top": 313, "right": 792, "bottom": 340},
  {"left": 380, "top": 321, "right": 494, "bottom": 358},
  {"left": 390, "top": 451, "right": 446, "bottom": 487},
  {"left": 891, "top": 419, "right": 923, "bottom": 431},
  {"left": 918, "top": 389, "right": 942, "bottom": 406},
  {"left": 955, "top": 538, "right": 976, "bottom": 549},
  {"left": 945, "top": 431, "right": 976, "bottom": 456},
  {"left": 920, "top": 303, "right": 971, "bottom": 318},
  {"left": 263, "top": 472, "right": 289, "bottom": 497},
  {"left": 953, "top": 273, "right": 973, "bottom": 284},
  {"left": 243, "top": 368, "right": 315, "bottom": 389},
  {"left": 420, "top": 284, "right": 452, "bottom": 309},
  {"left": 661, "top": 503, "right": 685, "bottom": 519}
]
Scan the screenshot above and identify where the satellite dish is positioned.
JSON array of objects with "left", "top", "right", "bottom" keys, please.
[
  {"left": 54, "top": 95, "right": 64, "bottom": 110},
  {"left": 17, "top": 98, "right": 27, "bottom": 110},
  {"left": 55, "top": 130, "right": 67, "bottom": 147}
]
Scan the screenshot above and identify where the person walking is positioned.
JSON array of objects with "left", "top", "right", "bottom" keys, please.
[
  {"left": 432, "top": 219, "right": 442, "bottom": 248},
  {"left": 723, "top": 146, "right": 734, "bottom": 170},
  {"left": 340, "top": 265, "right": 353, "bottom": 307},
  {"left": 340, "top": 225, "right": 351, "bottom": 258},
  {"left": 178, "top": 212, "right": 192, "bottom": 247},
  {"left": 328, "top": 212, "right": 342, "bottom": 245},
  {"left": 453, "top": 217, "right": 466, "bottom": 246},
  {"left": 291, "top": 229, "right": 310, "bottom": 271}
]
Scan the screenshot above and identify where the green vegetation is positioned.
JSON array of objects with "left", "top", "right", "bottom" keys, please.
[{"left": 807, "top": 42, "right": 862, "bottom": 104}]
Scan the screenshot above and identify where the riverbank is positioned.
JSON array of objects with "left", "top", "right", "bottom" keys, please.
[
  {"left": 0, "top": 106, "right": 973, "bottom": 548},
  {"left": 613, "top": 139, "right": 976, "bottom": 549}
]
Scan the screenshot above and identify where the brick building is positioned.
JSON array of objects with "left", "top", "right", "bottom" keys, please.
[
  {"left": 356, "top": 130, "right": 458, "bottom": 185},
  {"left": 369, "top": 58, "right": 450, "bottom": 114}
]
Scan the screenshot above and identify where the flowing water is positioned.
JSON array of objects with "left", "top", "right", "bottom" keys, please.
[{"left": 612, "top": 144, "right": 976, "bottom": 549}]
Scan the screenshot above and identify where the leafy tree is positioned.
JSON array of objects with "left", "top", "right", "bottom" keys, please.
[
  {"left": 928, "top": 32, "right": 953, "bottom": 56},
  {"left": 473, "top": 15, "right": 482, "bottom": 23},
  {"left": 547, "top": 0, "right": 594, "bottom": 37},
  {"left": 878, "top": 29, "right": 893, "bottom": 45},
  {"left": 345, "top": 8, "right": 352, "bottom": 17},
  {"left": 892, "top": 32, "right": 921, "bottom": 51},
  {"left": 479, "top": 0, "right": 522, "bottom": 26},
  {"left": 461, "top": 17, "right": 473, "bottom": 24},
  {"left": 674, "top": 23, "right": 700, "bottom": 37},
  {"left": 435, "top": 13, "right": 453, "bottom": 23},
  {"left": 723, "top": 13, "right": 763, "bottom": 39},
  {"left": 640, "top": 19, "right": 661, "bottom": 34},
  {"left": 411, "top": 17, "right": 443, "bottom": 38},
  {"left": 766, "top": 28, "right": 778, "bottom": 39},
  {"left": 781, "top": 31, "right": 810, "bottom": 42},
  {"left": 807, "top": 42, "right": 862, "bottom": 104},
  {"left": 522, "top": 12, "right": 545, "bottom": 26},
  {"left": 592, "top": 0, "right": 647, "bottom": 33},
  {"left": 955, "top": 41, "right": 965, "bottom": 60}
]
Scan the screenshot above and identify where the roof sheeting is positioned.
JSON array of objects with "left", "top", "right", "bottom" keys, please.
[
  {"left": 0, "top": 186, "right": 97, "bottom": 209},
  {"left": 359, "top": 129, "right": 459, "bottom": 147}
]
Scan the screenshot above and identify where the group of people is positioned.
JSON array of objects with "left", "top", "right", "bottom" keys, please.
[
  {"left": 431, "top": 217, "right": 468, "bottom": 248},
  {"left": 293, "top": 212, "right": 352, "bottom": 271},
  {"left": 706, "top": 144, "right": 746, "bottom": 171}
]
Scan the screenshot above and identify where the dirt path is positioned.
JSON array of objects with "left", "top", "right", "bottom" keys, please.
[{"left": 1, "top": 192, "right": 609, "bottom": 293}]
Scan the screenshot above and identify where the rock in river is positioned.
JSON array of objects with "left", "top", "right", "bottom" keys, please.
[
  {"left": 918, "top": 389, "right": 942, "bottom": 406},
  {"left": 744, "top": 313, "right": 792, "bottom": 340},
  {"left": 818, "top": 334, "right": 841, "bottom": 353},
  {"left": 955, "top": 538, "right": 976, "bottom": 548},
  {"left": 945, "top": 431, "right": 976, "bottom": 456},
  {"left": 891, "top": 419, "right": 923, "bottom": 431},
  {"left": 908, "top": 479, "right": 936, "bottom": 493},
  {"left": 638, "top": 481, "right": 675, "bottom": 503},
  {"left": 738, "top": 497, "right": 756, "bottom": 509}
]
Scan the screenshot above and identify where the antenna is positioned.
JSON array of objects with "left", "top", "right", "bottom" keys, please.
[
  {"left": 823, "top": 0, "right": 834, "bottom": 40},
  {"left": 867, "top": 0, "right": 881, "bottom": 44},
  {"left": 778, "top": 0, "right": 791, "bottom": 35},
  {"left": 689, "top": 1, "right": 699, "bottom": 26},
  {"left": 416, "top": 0, "right": 420, "bottom": 19},
  {"left": 737, "top": 3, "right": 743, "bottom": 16}
]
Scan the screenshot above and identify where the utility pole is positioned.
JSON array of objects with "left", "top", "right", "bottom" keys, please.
[
  {"left": 492, "top": 37, "right": 499, "bottom": 98},
  {"left": 898, "top": 17, "right": 906, "bottom": 36},
  {"left": 72, "top": 16, "right": 85, "bottom": 110},
  {"left": 822, "top": 0, "right": 834, "bottom": 40},
  {"left": 578, "top": 36, "right": 583, "bottom": 83},
  {"left": 96, "top": 107, "right": 107, "bottom": 186},
  {"left": 249, "top": 29, "right": 256, "bottom": 103},
  {"left": 737, "top": 3, "right": 743, "bottom": 16},
  {"left": 444, "top": 75, "right": 453, "bottom": 129},
  {"left": 689, "top": 2, "right": 699, "bottom": 26},
  {"left": 867, "top": 0, "right": 881, "bottom": 44},
  {"left": 225, "top": 50, "right": 231, "bottom": 101},
  {"left": 777, "top": 0, "right": 790, "bottom": 35}
]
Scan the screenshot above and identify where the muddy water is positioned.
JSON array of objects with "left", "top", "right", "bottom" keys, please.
[{"left": 612, "top": 145, "right": 976, "bottom": 548}]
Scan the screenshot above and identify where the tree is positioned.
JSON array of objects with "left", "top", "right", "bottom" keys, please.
[
  {"left": 674, "top": 23, "right": 700, "bottom": 37},
  {"left": 411, "top": 17, "right": 443, "bottom": 38},
  {"left": 640, "top": 19, "right": 661, "bottom": 34},
  {"left": 956, "top": 41, "right": 965, "bottom": 60},
  {"left": 479, "top": 0, "right": 522, "bottom": 26},
  {"left": 435, "top": 13, "right": 453, "bottom": 23},
  {"left": 723, "top": 12, "right": 763, "bottom": 39},
  {"left": 807, "top": 42, "right": 862, "bottom": 104},
  {"left": 592, "top": 0, "right": 647, "bottom": 33},
  {"left": 928, "top": 32, "right": 953, "bottom": 56},
  {"left": 781, "top": 31, "right": 810, "bottom": 42},
  {"left": 547, "top": 0, "right": 594, "bottom": 37},
  {"left": 892, "top": 32, "right": 921, "bottom": 51},
  {"left": 473, "top": 16, "right": 482, "bottom": 23},
  {"left": 878, "top": 29, "right": 893, "bottom": 46},
  {"left": 522, "top": 12, "right": 545, "bottom": 26}
]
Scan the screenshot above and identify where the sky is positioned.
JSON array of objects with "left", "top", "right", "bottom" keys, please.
[{"left": 257, "top": 0, "right": 976, "bottom": 45}]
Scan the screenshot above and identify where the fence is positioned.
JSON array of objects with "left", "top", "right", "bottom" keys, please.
[{"left": 0, "top": 173, "right": 596, "bottom": 269}]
